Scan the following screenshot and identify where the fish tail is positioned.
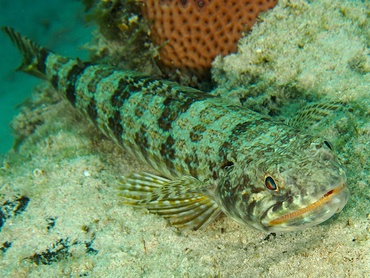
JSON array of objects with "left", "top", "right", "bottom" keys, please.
[{"left": 2, "top": 26, "right": 51, "bottom": 79}]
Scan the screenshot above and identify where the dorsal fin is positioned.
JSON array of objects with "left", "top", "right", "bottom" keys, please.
[{"left": 285, "top": 100, "right": 345, "bottom": 129}]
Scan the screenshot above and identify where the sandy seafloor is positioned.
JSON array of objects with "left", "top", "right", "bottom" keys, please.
[{"left": 1, "top": 0, "right": 370, "bottom": 277}]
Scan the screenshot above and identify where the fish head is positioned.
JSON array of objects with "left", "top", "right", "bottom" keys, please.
[{"left": 215, "top": 133, "right": 349, "bottom": 232}]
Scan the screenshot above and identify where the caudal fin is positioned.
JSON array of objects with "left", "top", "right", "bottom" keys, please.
[{"left": 2, "top": 26, "right": 51, "bottom": 79}]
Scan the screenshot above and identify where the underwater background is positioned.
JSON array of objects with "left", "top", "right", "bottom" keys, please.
[
  {"left": 0, "top": 0, "right": 370, "bottom": 277},
  {"left": 0, "top": 0, "right": 92, "bottom": 155}
]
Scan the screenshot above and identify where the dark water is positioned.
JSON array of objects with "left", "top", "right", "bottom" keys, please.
[{"left": 0, "top": 0, "right": 93, "bottom": 155}]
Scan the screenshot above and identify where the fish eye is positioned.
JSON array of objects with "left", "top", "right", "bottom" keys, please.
[
  {"left": 323, "top": 140, "right": 333, "bottom": 150},
  {"left": 265, "top": 176, "right": 278, "bottom": 191}
]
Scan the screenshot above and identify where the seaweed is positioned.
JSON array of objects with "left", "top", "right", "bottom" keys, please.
[
  {"left": 24, "top": 238, "right": 98, "bottom": 266},
  {"left": 0, "top": 241, "right": 12, "bottom": 253},
  {"left": 26, "top": 239, "right": 72, "bottom": 265},
  {"left": 0, "top": 195, "right": 30, "bottom": 230},
  {"left": 46, "top": 217, "right": 56, "bottom": 230}
]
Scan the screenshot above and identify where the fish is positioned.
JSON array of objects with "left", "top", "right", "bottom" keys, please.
[{"left": 2, "top": 26, "right": 349, "bottom": 232}]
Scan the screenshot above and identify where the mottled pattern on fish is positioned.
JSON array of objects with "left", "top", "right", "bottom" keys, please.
[
  {"left": 2, "top": 27, "right": 349, "bottom": 232},
  {"left": 51, "top": 57, "right": 279, "bottom": 182}
]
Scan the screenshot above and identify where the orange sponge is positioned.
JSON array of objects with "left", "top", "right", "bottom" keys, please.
[{"left": 142, "top": 0, "right": 278, "bottom": 80}]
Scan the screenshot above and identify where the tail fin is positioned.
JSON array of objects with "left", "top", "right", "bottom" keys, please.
[{"left": 2, "top": 26, "right": 52, "bottom": 79}]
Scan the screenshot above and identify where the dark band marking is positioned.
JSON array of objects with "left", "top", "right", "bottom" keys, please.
[
  {"left": 227, "top": 119, "right": 270, "bottom": 146},
  {"left": 87, "top": 68, "right": 114, "bottom": 93},
  {"left": 127, "top": 84, "right": 141, "bottom": 93},
  {"left": 65, "top": 63, "right": 88, "bottom": 106},
  {"left": 87, "top": 69, "right": 104, "bottom": 93},
  {"left": 36, "top": 47, "right": 49, "bottom": 75},
  {"left": 207, "top": 161, "right": 218, "bottom": 180},
  {"left": 158, "top": 93, "right": 210, "bottom": 131},
  {"left": 160, "top": 135, "right": 176, "bottom": 160},
  {"left": 218, "top": 141, "right": 236, "bottom": 169},
  {"left": 230, "top": 121, "right": 254, "bottom": 138},
  {"left": 50, "top": 74, "right": 59, "bottom": 89},
  {"left": 110, "top": 78, "right": 131, "bottom": 107},
  {"left": 184, "top": 152, "right": 199, "bottom": 178},
  {"left": 198, "top": 104, "right": 224, "bottom": 122},
  {"left": 134, "top": 96, "right": 151, "bottom": 118},
  {"left": 149, "top": 84, "right": 162, "bottom": 94},
  {"left": 189, "top": 131, "right": 202, "bottom": 142},
  {"left": 131, "top": 75, "right": 148, "bottom": 84},
  {"left": 86, "top": 97, "right": 98, "bottom": 124},
  {"left": 135, "top": 124, "right": 150, "bottom": 158},
  {"left": 189, "top": 124, "right": 207, "bottom": 142},
  {"left": 139, "top": 77, "right": 157, "bottom": 89},
  {"left": 218, "top": 120, "right": 270, "bottom": 174},
  {"left": 159, "top": 135, "right": 176, "bottom": 173},
  {"left": 107, "top": 110, "right": 123, "bottom": 144}
]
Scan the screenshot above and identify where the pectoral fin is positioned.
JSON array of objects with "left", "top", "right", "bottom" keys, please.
[{"left": 117, "top": 172, "right": 220, "bottom": 230}]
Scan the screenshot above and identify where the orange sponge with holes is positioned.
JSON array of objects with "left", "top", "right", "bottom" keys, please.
[{"left": 142, "top": 0, "right": 278, "bottom": 80}]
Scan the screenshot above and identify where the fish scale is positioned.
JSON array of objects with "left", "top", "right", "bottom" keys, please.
[
  {"left": 2, "top": 27, "right": 349, "bottom": 232},
  {"left": 52, "top": 58, "right": 264, "bottom": 182}
]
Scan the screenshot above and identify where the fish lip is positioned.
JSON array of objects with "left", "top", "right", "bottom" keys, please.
[{"left": 266, "top": 183, "right": 349, "bottom": 229}]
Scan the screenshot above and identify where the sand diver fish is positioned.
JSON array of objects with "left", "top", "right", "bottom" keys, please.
[{"left": 2, "top": 27, "right": 349, "bottom": 232}]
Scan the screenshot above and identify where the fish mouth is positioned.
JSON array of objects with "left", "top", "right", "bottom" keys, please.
[{"left": 266, "top": 183, "right": 349, "bottom": 231}]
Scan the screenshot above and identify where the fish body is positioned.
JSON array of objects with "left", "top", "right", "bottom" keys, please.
[{"left": 2, "top": 27, "right": 349, "bottom": 232}]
